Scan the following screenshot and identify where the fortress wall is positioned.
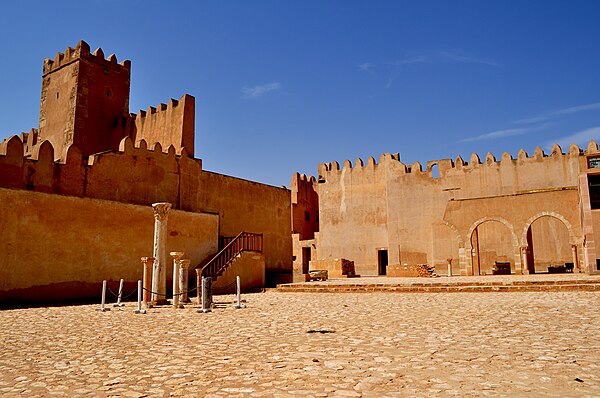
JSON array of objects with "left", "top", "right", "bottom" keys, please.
[
  {"left": 316, "top": 144, "right": 586, "bottom": 275},
  {"left": 130, "top": 94, "right": 195, "bottom": 158},
  {"left": 191, "top": 170, "right": 292, "bottom": 276},
  {"left": 86, "top": 138, "right": 182, "bottom": 207},
  {"left": 0, "top": 136, "right": 292, "bottom": 278},
  {"left": 0, "top": 187, "right": 218, "bottom": 303},
  {"left": 317, "top": 157, "right": 389, "bottom": 275}
]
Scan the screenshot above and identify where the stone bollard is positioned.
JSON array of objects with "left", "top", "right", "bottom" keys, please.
[
  {"left": 179, "top": 259, "right": 191, "bottom": 303},
  {"left": 96, "top": 280, "right": 110, "bottom": 312},
  {"left": 233, "top": 275, "right": 246, "bottom": 309},
  {"left": 141, "top": 257, "right": 154, "bottom": 306},
  {"left": 170, "top": 252, "right": 184, "bottom": 309},
  {"left": 200, "top": 276, "right": 212, "bottom": 313},
  {"left": 151, "top": 202, "right": 171, "bottom": 305},
  {"left": 133, "top": 280, "right": 146, "bottom": 314},
  {"left": 113, "top": 279, "right": 125, "bottom": 307}
]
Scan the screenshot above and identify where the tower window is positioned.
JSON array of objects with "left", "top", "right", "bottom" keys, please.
[
  {"left": 106, "top": 89, "right": 111, "bottom": 97},
  {"left": 304, "top": 211, "right": 310, "bottom": 221},
  {"left": 56, "top": 92, "right": 59, "bottom": 99}
]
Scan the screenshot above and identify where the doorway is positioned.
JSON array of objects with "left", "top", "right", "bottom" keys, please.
[
  {"left": 378, "top": 249, "right": 388, "bottom": 275},
  {"left": 302, "top": 247, "right": 311, "bottom": 274}
]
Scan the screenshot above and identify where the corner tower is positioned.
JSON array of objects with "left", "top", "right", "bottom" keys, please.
[{"left": 38, "top": 40, "right": 131, "bottom": 158}]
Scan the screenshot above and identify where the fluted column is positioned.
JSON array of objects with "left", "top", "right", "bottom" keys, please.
[{"left": 151, "top": 202, "right": 171, "bottom": 305}]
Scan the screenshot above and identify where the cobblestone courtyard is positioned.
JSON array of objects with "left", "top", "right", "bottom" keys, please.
[{"left": 1, "top": 291, "right": 599, "bottom": 397}]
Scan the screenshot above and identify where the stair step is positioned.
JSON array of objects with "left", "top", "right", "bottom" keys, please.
[{"left": 271, "top": 282, "right": 600, "bottom": 293}]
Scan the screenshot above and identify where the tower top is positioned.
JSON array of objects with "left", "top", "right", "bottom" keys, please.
[{"left": 42, "top": 40, "right": 131, "bottom": 77}]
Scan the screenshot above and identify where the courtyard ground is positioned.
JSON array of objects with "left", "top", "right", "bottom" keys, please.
[{"left": 1, "top": 290, "right": 599, "bottom": 397}]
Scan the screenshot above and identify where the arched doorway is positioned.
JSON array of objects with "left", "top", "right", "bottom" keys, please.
[
  {"left": 470, "top": 220, "right": 516, "bottom": 275},
  {"left": 524, "top": 215, "right": 573, "bottom": 273}
]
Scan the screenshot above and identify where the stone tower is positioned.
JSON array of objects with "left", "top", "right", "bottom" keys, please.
[{"left": 38, "top": 40, "right": 131, "bottom": 158}]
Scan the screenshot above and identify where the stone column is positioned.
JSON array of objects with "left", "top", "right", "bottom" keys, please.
[
  {"left": 179, "top": 259, "right": 191, "bottom": 303},
  {"left": 446, "top": 258, "right": 452, "bottom": 277},
  {"left": 521, "top": 246, "right": 529, "bottom": 275},
  {"left": 195, "top": 268, "right": 202, "bottom": 305},
  {"left": 141, "top": 257, "right": 154, "bottom": 305},
  {"left": 151, "top": 202, "right": 171, "bottom": 305},
  {"left": 170, "top": 251, "right": 184, "bottom": 308},
  {"left": 572, "top": 244, "right": 579, "bottom": 272}
]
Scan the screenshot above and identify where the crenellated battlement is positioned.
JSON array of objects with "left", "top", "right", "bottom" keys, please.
[
  {"left": 317, "top": 142, "right": 590, "bottom": 181},
  {"left": 128, "top": 94, "right": 195, "bottom": 157},
  {"left": 42, "top": 40, "right": 131, "bottom": 76},
  {"left": 0, "top": 133, "right": 201, "bottom": 201}
]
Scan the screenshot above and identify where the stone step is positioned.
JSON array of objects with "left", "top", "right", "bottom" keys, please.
[{"left": 271, "top": 282, "right": 600, "bottom": 293}]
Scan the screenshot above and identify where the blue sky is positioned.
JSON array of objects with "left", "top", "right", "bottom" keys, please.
[{"left": 1, "top": 1, "right": 599, "bottom": 186}]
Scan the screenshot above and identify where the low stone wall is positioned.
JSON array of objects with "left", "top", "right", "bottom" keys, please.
[
  {"left": 387, "top": 264, "right": 435, "bottom": 277},
  {"left": 211, "top": 252, "right": 265, "bottom": 293},
  {"left": 310, "top": 258, "right": 356, "bottom": 278},
  {"left": 0, "top": 188, "right": 218, "bottom": 303}
]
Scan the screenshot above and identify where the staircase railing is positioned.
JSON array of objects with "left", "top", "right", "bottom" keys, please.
[{"left": 199, "top": 231, "right": 263, "bottom": 279}]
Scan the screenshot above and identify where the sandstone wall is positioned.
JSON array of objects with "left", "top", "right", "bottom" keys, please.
[
  {"left": 130, "top": 95, "right": 195, "bottom": 158},
  {"left": 314, "top": 144, "right": 588, "bottom": 276},
  {"left": 193, "top": 170, "right": 292, "bottom": 278},
  {"left": 0, "top": 136, "right": 292, "bottom": 280},
  {"left": 290, "top": 173, "right": 319, "bottom": 240},
  {"left": 0, "top": 188, "right": 218, "bottom": 303}
]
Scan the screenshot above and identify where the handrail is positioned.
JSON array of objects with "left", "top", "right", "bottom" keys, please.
[{"left": 199, "top": 231, "right": 263, "bottom": 279}]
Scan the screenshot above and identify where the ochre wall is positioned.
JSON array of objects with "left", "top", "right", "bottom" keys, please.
[
  {"left": 317, "top": 157, "right": 389, "bottom": 276},
  {"left": 131, "top": 95, "right": 195, "bottom": 158},
  {"left": 211, "top": 252, "right": 265, "bottom": 293},
  {"left": 0, "top": 136, "right": 292, "bottom": 279},
  {"left": 311, "top": 145, "right": 587, "bottom": 276},
  {"left": 193, "top": 170, "right": 292, "bottom": 276},
  {"left": 290, "top": 173, "right": 319, "bottom": 240},
  {"left": 0, "top": 188, "right": 218, "bottom": 303}
]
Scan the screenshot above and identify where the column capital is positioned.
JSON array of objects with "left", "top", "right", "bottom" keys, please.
[
  {"left": 141, "top": 256, "right": 155, "bottom": 265},
  {"left": 152, "top": 202, "right": 172, "bottom": 222},
  {"left": 170, "top": 251, "right": 185, "bottom": 261},
  {"left": 180, "top": 259, "right": 191, "bottom": 269}
]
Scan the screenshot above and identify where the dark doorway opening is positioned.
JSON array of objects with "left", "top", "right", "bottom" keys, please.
[
  {"left": 378, "top": 249, "right": 388, "bottom": 275},
  {"left": 302, "top": 247, "right": 311, "bottom": 274}
]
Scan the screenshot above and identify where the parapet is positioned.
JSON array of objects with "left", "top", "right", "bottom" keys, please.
[
  {"left": 317, "top": 141, "right": 592, "bottom": 182},
  {"left": 42, "top": 40, "right": 131, "bottom": 77},
  {"left": 129, "top": 94, "right": 195, "bottom": 158}
]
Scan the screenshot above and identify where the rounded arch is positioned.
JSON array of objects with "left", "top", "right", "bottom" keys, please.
[
  {"left": 442, "top": 220, "right": 464, "bottom": 248},
  {"left": 521, "top": 212, "right": 578, "bottom": 246},
  {"left": 465, "top": 216, "right": 522, "bottom": 275},
  {"left": 466, "top": 217, "right": 519, "bottom": 249}
]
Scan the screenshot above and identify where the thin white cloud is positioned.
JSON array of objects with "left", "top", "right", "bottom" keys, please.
[
  {"left": 242, "top": 82, "right": 281, "bottom": 99},
  {"left": 358, "top": 62, "right": 374, "bottom": 71},
  {"left": 461, "top": 123, "right": 551, "bottom": 142},
  {"left": 461, "top": 128, "right": 529, "bottom": 142},
  {"left": 545, "top": 126, "right": 600, "bottom": 150},
  {"left": 515, "top": 102, "right": 600, "bottom": 124},
  {"left": 387, "top": 56, "right": 427, "bottom": 66},
  {"left": 380, "top": 50, "right": 497, "bottom": 89},
  {"left": 435, "top": 50, "right": 499, "bottom": 67}
]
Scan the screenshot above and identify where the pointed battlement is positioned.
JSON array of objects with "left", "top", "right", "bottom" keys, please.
[
  {"left": 42, "top": 41, "right": 130, "bottom": 77},
  {"left": 318, "top": 141, "right": 589, "bottom": 183}
]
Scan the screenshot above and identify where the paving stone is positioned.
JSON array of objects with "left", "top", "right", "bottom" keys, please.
[{"left": 0, "top": 291, "right": 599, "bottom": 396}]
